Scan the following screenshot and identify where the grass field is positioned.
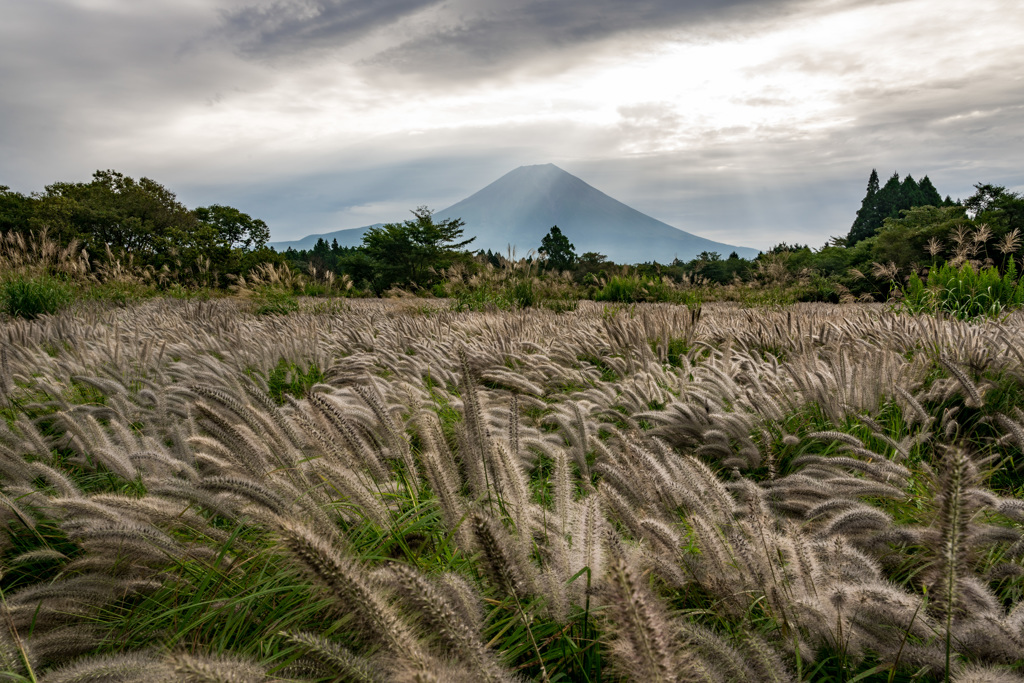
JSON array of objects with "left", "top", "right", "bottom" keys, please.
[{"left": 1, "top": 298, "right": 1024, "bottom": 682}]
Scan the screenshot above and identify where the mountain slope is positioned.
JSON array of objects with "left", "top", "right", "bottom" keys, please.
[
  {"left": 269, "top": 225, "right": 380, "bottom": 252},
  {"left": 270, "top": 164, "right": 758, "bottom": 263},
  {"left": 433, "top": 164, "right": 758, "bottom": 263}
]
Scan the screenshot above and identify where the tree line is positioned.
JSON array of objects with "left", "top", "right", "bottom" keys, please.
[
  {"left": 0, "top": 170, "right": 278, "bottom": 286},
  {"left": 3, "top": 167, "right": 1023, "bottom": 303},
  {"left": 283, "top": 170, "right": 1024, "bottom": 302}
]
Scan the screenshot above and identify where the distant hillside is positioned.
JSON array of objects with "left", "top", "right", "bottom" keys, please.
[
  {"left": 270, "top": 164, "right": 758, "bottom": 263},
  {"left": 269, "top": 225, "right": 380, "bottom": 252}
]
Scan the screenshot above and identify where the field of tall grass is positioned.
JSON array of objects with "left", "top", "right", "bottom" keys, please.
[{"left": 2, "top": 298, "right": 1024, "bottom": 682}]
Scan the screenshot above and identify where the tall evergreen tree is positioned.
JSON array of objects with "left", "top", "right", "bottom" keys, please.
[
  {"left": 876, "top": 171, "right": 903, "bottom": 220},
  {"left": 901, "top": 175, "right": 923, "bottom": 208},
  {"left": 848, "top": 169, "right": 884, "bottom": 245},
  {"left": 866, "top": 168, "right": 881, "bottom": 196},
  {"left": 919, "top": 176, "right": 943, "bottom": 207},
  {"left": 848, "top": 170, "right": 947, "bottom": 245}
]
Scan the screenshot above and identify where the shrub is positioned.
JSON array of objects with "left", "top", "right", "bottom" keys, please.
[
  {"left": 595, "top": 275, "right": 702, "bottom": 305},
  {"left": 510, "top": 279, "right": 536, "bottom": 308},
  {"left": 1, "top": 274, "right": 73, "bottom": 318},
  {"left": 795, "top": 274, "right": 843, "bottom": 303},
  {"left": 85, "top": 281, "right": 157, "bottom": 306},
  {"left": 895, "top": 259, "right": 1024, "bottom": 320},
  {"left": 265, "top": 358, "right": 324, "bottom": 404},
  {"left": 300, "top": 282, "right": 332, "bottom": 297},
  {"left": 595, "top": 276, "right": 643, "bottom": 302},
  {"left": 252, "top": 288, "right": 299, "bottom": 315},
  {"left": 450, "top": 287, "right": 513, "bottom": 312}
]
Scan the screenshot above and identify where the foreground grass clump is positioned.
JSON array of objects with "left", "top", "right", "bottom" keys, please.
[
  {"left": 0, "top": 274, "right": 73, "bottom": 319},
  {"left": 898, "top": 259, "right": 1024, "bottom": 320},
  {"left": 3, "top": 299, "right": 1024, "bottom": 681}
]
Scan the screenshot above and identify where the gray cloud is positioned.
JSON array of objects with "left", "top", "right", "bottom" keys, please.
[
  {"left": 2, "top": 0, "right": 1022, "bottom": 256},
  {"left": 218, "top": 0, "right": 445, "bottom": 57},
  {"left": 573, "top": 57, "right": 1024, "bottom": 249},
  {"left": 217, "top": 0, "right": 819, "bottom": 80},
  {"left": 0, "top": 0, "right": 262, "bottom": 191},
  {"left": 178, "top": 77, "right": 1024, "bottom": 251},
  {"left": 363, "top": 0, "right": 809, "bottom": 80}
]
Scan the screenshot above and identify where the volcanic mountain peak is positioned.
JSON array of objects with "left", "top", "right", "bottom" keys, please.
[
  {"left": 270, "top": 164, "right": 758, "bottom": 263},
  {"left": 433, "top": 164, "right": 758, "bottom": 263}
]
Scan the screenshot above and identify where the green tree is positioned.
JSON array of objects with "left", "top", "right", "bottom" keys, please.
[
  {"left": 855, "top": 171, "right": 904, "bottom": 244},
  {"left": 190, "top": 204, "right": 273, "bottom": 280},
  {"left": 361, "top": 207, "right": 474, "bottom": 291},
  {"left": 919, "top": 175, "right": 943, "bottom": 207},
  {"left": 575, "top": 251, "right": 608, "bottom": 284},
  {"left": 691, "top": 251, "right": 736, "bottom": 284},
  {"left": 870, "top": 205, "right": 970, "bottom": 273},
  {"left": 336, "top": 249, "right": 377, "bottom": 288},
  {"left": 901, "top": 175, "right": 923, "bottom": 208},
  {"left": 538, "top": 226, "right": 577, "bottom": 271},
  {"left": 193, "top": 205, "right": 269, "bottom": 251},
  {"left": 24, "top": 171, "right": 276, "bottom": 283},
  {"left": 849, "top": 170, "right": 948, "bottom": 245},
  {"left": 0, "top": 186, "right": 36, "bottom": 234},
  {"left": 965, "top": 184, "right": 1024, "bottom": 246},
  {"left": 37, "top": 170, "right": 201, "bottom": 264},
  {"left": 964, "top": 183, "right": 1006, "bottom": 217},
  {"left": 848, "top": 169, "right": 881, "bottom": 245}
]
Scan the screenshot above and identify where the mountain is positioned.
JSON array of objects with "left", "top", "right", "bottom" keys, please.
[
  {"left": 268, "top": 224, "right": 381, "bottom": 252},
  {"left": 434, "top": 164, "right": 757, "bottom": 263},
  {"left": 269, "top": 164, "right": 759, "bottom": 263}
]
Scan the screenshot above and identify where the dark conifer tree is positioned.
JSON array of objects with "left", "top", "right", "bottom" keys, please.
[
  {"left": 901, "top": 175, "right": 923, "bottom": 208},
  {"left": 849, "top": 170, "right": 950, "bottom": 245},
  {"left": 919, "top": 176, "right": 943, "bottom": 207},
  {"left": 876, "top": 171, "right": 903, "bottom": 217},
  {"left": 848, "top": 169, "right": 883, "bottom": 245},
  {"left": 866, "top": 168, "right": 881, "bottom": 196}
]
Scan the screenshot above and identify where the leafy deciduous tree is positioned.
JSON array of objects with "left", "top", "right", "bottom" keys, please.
[
  {"left": 193, "top": 205, "right": 270, "bottom": 251},
  {"left": 361, "top": 207, "right": 474, "bottom": 291}
]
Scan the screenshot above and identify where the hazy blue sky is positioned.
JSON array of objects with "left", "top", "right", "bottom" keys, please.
[{"left": 3, "top": 0, "right": 1022, "bottom": 250}]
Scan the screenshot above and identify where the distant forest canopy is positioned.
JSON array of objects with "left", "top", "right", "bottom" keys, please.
[{"left": 2, "top": 168, "right": 1023, "bottom": 301}]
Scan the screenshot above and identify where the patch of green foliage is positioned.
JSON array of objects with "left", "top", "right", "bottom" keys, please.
[
  {"left": 576, "top": 354, "right": 619, "bottom": 383},
  {"left": 896, "top": 260, "right": 1024, "bottom": 320},
  {"left": 252, "top": 288, "right": 300, "bottom": 316},
  {"left": 542, "top": 298, "right": 577, "bottom": 313},
  {"left": 450, "top": 286, "right": 514, "bottom": 312},
  {"left": 1, "top": 274, "right": 73, "bottom": 319},
  {"left": 263, "top": 358, "right": 324, "bottom": 404},
  {"left": 510, "top": 279, "right": 536, "bottom": 308},
  {"left": 83, "top": 280, "right": 158, "bottom": 307},
  {"left": 594, "top": 275, "right": 692, "bottom": 304}
]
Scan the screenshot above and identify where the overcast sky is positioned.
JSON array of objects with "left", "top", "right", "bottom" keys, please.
[{"left": 3, "top": 0, "right": 1023, "bottom": 250}]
